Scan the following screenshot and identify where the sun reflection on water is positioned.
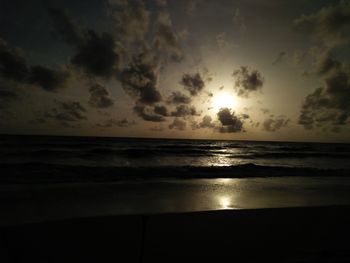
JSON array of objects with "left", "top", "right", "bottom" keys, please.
[{"left": 218, "top": 195, "right": 234, "bottom": 209}]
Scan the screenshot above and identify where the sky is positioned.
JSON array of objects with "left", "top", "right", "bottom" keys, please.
[{"left": 0, "top": 0, "right": 350, "bottom": 142}]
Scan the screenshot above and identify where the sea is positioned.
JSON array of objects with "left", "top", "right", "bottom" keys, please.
[{"left": 1, "top": 134, "right": 350, "bottom": 224}]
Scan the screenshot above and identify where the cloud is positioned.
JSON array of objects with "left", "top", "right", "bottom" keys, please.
[
  {"left": 49, "top": 8, "right": 118, "bottom": 78},
  {"left": 232, "top": 8, "right": 247, "bottom": 32},
  {"left": 120, "top": 55, "right": 162, "bottom": 105},
  {"left": 171, "top": 104, "right": 199, "bottom": 117},
  {"left": 154, "top": 0, "right": 167, "bottom": 7},
  {"left": 272, "top": 51, "right": 287, "bottom": 65},
  {"left": 167, "top": 91, "right": 191, "bottom": 104},
  {"left": 153, "top": 11, "right": 183, "bottom": 62},
  {"left": 294, "top": 1, "right": 350, "bottom": 48},
  {"left": 133, "top": 104, "right": 165, "bottom": 122},
  {"left": 186, "top": 0, "right": 201, "bottom": 16},
  {"left": 315, "top": 51, "right": 341, "bottom": 76},
  {"left": 169, "top": 118, "right": 186, "bottom": 130},
  {"left": 48, "top": 8, "right": 84, "bottom": 45},
  {"left": 0, "top": 86, "right": 18, "bottom": 108},
  {"left": 217, "top": 108, "right": 246, "bottom": 133},
  {"left": 298, "top": 54, "right": 350, "bottom": 131},
  {"left": 88, "top": 84, "right": 114, "bottom": 108},
  {"left": 199, "top": 115, "right": 215, "bottom": 129},
  {"left": 191, "top": 115, "right": 216, "bottom": 130},
  {"left": 261, "top": 108, "right": 270, "bottom": 114},
  {"left": 95, "top": 118, "right": 135, "bottom": 128},
  {"left": 1, "top": 38, "right": 69, "bottom": 91},
  {"left": 154, "top": 104, "right": 169, "bottom": 116},
  {"left": 181, "top": 73, "right": 205, "bottom": 96},
  {"left": 0, "top": 39, "right": 28, "bottom": 83},
  {"left": 263, "top": 116, "right": 290, "bottom": 132},
  {"left": 71, "top": 30, "right": 118, "bottom": 78},
  {"left": 28, "top": 65, "right": 69, "bottom": 92},
  {"left": 44, "top": 100, "right": 87, "bottom": 124},
  {"left": 233, "top": 66, "right": 264, "bottom": 97},
  {"left": 109, "top": 0, "right": 150, "bottom": 44}
]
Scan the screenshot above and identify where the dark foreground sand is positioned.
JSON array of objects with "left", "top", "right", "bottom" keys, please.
[{"left": 1, "top": 205, "right": 350, "bottom": 263}]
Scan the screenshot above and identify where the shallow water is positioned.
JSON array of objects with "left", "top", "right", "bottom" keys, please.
[{"left": 2, "top": 176, "right": 350, "bottom": 225}]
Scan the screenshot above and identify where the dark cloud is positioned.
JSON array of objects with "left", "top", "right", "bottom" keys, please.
[
  {"left": 44, "top": 100, "right": 87, "bottom": 123},
  {"left": 294, "top": 1, "right": 350, "bottom": 48},
  {"left": 120, "top": 55, "right": 162, "bottom": 105},
  {"left": 1, "top": 39, "right": 69, "bottom": 91},
  {"left": 169, "top": 118, "right": 186, "bottom": 130},
  {"left": 233, "top": 66, "right": 264, "bottom": 97},
  {"left": 153, "top": 12, "right": 183, "bottom": 62},
  {"left": 133, "top": 104, "right": 165, "bottom": 122},
  {"left": 71, "top": 30, "right": 118, "bottom": 78},
  {"left": 171, "top": 104, "right": 199, "bottom": 117},
  {"left": 199, "top": 115, "right": 215, "bottom": 129},
  {"left": 95, "top": 118, "right": 135, "bottom": 128},
  {"left": 28, "top": 66, "right": 69, "bottom": 92},
  {"left": 0, "top": 39, "right": 28, "bottom": 83},
  {"left": 0, "top": 87, "right": 18, "bottom": 108},
  {"left": 0, "top": 89, "right": 17, "bottom": 101},
  {"left": 167, "top": 91, "right": 191, "bottom": 104},
  {"left": 316, "top": 51, "right": 341, "bottom": 76},
  {"left": 191, "top": 115, "right": 216, "bottom": 130},
  {"left": 154, "top": 105, "right": 169, "bottom": 116},
  {"left": 261, "top": 108, "right": 270, "bottom": 114},
  {"left": 217, "top": 108, "right": 245, "bottom": 133},
  {"left": 88, "top": 84, "right": 114, "bottom": 108},
  {"left": 263, "top": 116, "right": 290, "bottom": 132},
  {"left": 272, "top": 51, "right": 287, "bottom": 65},
  {"left": 186, "top": 0, "right": 200, "bottom": 16},
  {"left": 299, "top": 55, "right": 350, "bottom": 130},
  {"left": 49, "top": 9, "right": 118, "bottom": 78},
  {"left": 109, "top": 0, "right": 150, "bottom": 44},
  {"left": 150, "top": 125, "right": 164, "bottom": 132},
  {"left": 48, "top": 8, "right": 84, "bottom": 45},
  {"left": 181, "top": 73, "right": 205, "bottom": 96},
  {"left": 154, "top": 0, "right": 167, "bottom": 7},
  {"left": 233, "top": 8, "right": 247, "bottom": 32}
]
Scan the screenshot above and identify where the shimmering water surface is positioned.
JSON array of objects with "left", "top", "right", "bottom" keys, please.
[{"left": 1, "top": 135, "right": 350, "bottom": 225}]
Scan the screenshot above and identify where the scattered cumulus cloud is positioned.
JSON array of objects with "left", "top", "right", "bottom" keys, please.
[
  {"left": 171, "top": 104, "right": 199, "bottom": 117},
  {"left": 44, "top": 100, "right": 87, "bottom": 125},
  {"left": 167, "top": 91, "right": 191, "bottom": 104},
  {"left": 0, "top": 38, "right": 69, "bottom": 92},
  {"left": 88, "top": 84, "right": 114, "bottom": 108},
  {"left": 95, "top": 118, "right": 135, "bottom": 128},
  {"left": 217, "top": 107, "right": 246, "bottom": 133},
  {"left": 133, "top": 104, "right": 165, "bottom": 122},
  {"left": 169, "top": 118, "right": 186, "bottom": 130},
  {"left": 299, "top": 53, "right": 350, "bottom": 131},
  {"left": 233, "top": 66, "right": 264, "bottom": 97},
  {"left": 181, "top": 73, "right": 205, "bottom": 96},
  {"left": 263, "top": 115, "right": 290, "bottom": 132},
  {"left": 294, "top": 1, "right": 350, "bottom": 48}
]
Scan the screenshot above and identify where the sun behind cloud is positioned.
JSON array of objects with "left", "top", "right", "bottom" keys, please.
[{"left": 211, "top": 92, "right": 236, "bottom": 111}]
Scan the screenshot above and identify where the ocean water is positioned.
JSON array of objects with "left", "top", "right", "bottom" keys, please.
[
  {"left": 1, "top": 135, "right": 350, "bottom": 183},
  {"left": 2, "top": 135, "right": 350, "bottom": 223}
]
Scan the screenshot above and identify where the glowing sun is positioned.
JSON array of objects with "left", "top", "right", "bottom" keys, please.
[{"left": 212, "top": 92, "right": 236, "bottom": 111}]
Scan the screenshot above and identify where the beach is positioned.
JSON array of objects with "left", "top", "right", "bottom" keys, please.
[
  {"left": 1, "top": 136, "right": 350, "bottom": 262},
  {"left": 2, "top": 206, "right": 350, "bottom": 262},
  {"left": 2, "top": 176, "right": 350, "bottom": 226}
]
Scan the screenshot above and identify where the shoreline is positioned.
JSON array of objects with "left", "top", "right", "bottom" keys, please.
[{"left": 2, "top": 176, "right": 350, "bottom": 226}]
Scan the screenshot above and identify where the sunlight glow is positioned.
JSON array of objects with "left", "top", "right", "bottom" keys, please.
[
  {"left": 218, "top": 196, "right": 232, "bottom": 209},
  {"left": 212, "top": 92, "right": 236, "bottom": 111}
]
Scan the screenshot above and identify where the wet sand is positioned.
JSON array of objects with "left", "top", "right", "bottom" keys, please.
[
  {"left": 1, "top": 206, "right": 350, "bottom": 262},
  {"left": 2, "top": 177, "right": 350, "bottom": 262},
  {"left": 1, "top": 177, "right": 350, "bottom": 226}
]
